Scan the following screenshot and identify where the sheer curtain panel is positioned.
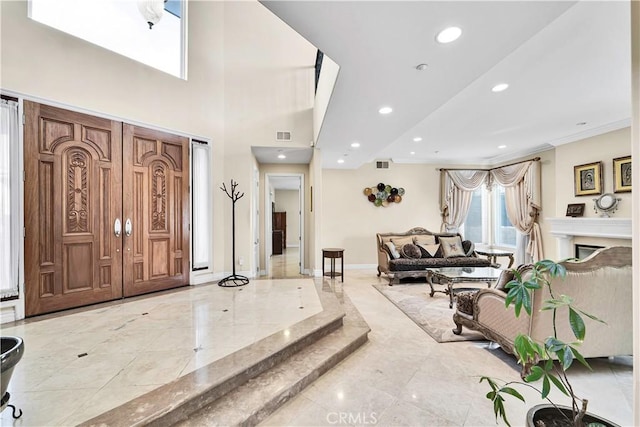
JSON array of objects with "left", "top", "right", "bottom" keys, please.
[
  {"left": 440, "top": 169, "right": 489, "bottom": 233},
  {"left": 1, "top": 99, "right": 20, "bottom": 298}
]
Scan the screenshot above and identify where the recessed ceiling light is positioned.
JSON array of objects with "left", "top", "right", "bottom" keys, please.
[
  {"left": 576, "top": 122, "right": 587, "bottom": 126},
  {"left": 278, "top": 154, "right": 286, "bottom": 159},
  {"left": 415, "top": 63, "right": 428, "bottom": 71},
  {"left": 498, "top": 145, "right": 507, "bottom": 149},
  {"left": 337, "top": 159, "right": 345, "bottom": 164},
  {"left": 413, "top": 137, "right": 422, "bottom": 142},
  {"left": 378, "top": 106, "right": 393, "bottom": 115},
  {"left": 436, "top": 26, "right": 462, "bottom": 44},
  {"left": 410, "top": 151, "right": 415, "bottom": 155},
  {"left": 492, "top": 83, "right": 509, "bottom": 93},
  {"left": 350, "top": 142, "right": 360, "bottom": 148}
]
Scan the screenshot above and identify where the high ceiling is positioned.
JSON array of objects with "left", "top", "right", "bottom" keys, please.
[{"left": 261, "top": 1, "right": 631, "bottom": 169}]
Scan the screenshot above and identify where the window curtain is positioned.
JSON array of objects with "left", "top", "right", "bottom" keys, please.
[
  {"left": 440, "top": 170, "right": 489, "bottom": 233},
  {"left": 1, "top": 99, "right": 20, "bottom": 298},
  {"left": 490, "top": 160, "right": 542, "bottom": 263}
]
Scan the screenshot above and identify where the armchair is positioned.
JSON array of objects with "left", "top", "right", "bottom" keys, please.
[{"left": 452, "top": 246, "right": 633, "bottom": 372}]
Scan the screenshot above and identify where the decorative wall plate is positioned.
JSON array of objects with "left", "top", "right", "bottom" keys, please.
[{"left": 593, "top": 193, "right": 620, "bottom": 217}]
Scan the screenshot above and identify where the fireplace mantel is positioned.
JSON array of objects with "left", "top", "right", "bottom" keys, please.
[{"left": 546, "top": 217, "right": 632, "bottom": 258}]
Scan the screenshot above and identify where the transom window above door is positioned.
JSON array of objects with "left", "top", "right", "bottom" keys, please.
[{"left": 29, "top": 0, "right": 186, "bottom": 79}]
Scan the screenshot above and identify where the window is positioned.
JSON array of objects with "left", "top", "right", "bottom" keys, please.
[
  {"left": 1, "top": 99, "right": 20, "bottom": 299},
  {"left": 494, "top": 186, "right": 516, "bottom": 246},
  {"left": 461, "top": 185, "right": 516, "bottom": 248},
  {"left": 29, "top": 0, "right": 186, "bottom": 78},
  {"left": 191, "top": 140, "right": 211, "bottom": 270}
]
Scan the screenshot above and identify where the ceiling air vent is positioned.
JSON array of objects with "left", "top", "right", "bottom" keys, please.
[
  {"left": 276, "top": 131, "right": 291, "bottom": 141},
  {"left": 376, "top": 160, "right": 390, "bottom": 169}
]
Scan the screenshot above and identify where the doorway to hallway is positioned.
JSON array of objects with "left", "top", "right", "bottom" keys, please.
[{"left": 264, "top": 173, "right": 304, "bottom": 279}]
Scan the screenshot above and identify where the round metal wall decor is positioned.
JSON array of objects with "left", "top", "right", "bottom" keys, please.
[{"left": 363, "top": 183, "right": 404, "bottom": 207}]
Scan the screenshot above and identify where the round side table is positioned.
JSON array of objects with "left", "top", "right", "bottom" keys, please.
[{"left": 322, "top": 248, "right": 344, "bottom": 282}]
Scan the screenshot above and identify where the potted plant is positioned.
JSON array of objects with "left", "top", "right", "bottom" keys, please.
[{"left": 480, "top": 259, "right": 617, "bottom": 427}]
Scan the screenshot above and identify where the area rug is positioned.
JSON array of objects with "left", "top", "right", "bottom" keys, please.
[{"left": 373, "top": 283, "right": 487, "bottom": 343}]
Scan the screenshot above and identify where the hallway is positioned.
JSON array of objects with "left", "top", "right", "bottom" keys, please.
[{"left": 269, "top": 247, "right": 302, "bottom": 279}]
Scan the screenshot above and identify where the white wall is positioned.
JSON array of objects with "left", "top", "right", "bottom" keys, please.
[
  {"left": 0, "top": 0, "right": 318, "bottom": 319},
  {"left": 554, "top": 127, "right": 632, "bottom": 218},
  {"left": 275, "top": 190, "right": 300, "bottom": 247},
  {"left": 222, "top": 1, "right": 316, "bottom": 274},
  {"left": 319, "top": 126, "right": 630, "bottom": 269},
  {"left": 321, "top": 162, "right": 444, "bottom": 266}
]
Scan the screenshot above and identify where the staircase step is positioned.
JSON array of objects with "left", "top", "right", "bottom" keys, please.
[
  {"left": 175, "top": 308, "right": 369, "bottom": 426},
  {"left": 80, "top": 282, "right": 368, "bottom": 427}
]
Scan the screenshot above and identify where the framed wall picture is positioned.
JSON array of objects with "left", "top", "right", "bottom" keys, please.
[
  {"left": 574, "top": 161, "right": 602, "bottom": 196},
  {"left": 613, "top": 155, "right": 631, "bottom": 193},
  {"left": 566, "top": 203, "right": 585, "bottom": 217}
]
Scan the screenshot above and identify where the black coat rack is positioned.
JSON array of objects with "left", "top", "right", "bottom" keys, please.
[{"left": 218, "top": 179, "right": 249, "bottom": 287}]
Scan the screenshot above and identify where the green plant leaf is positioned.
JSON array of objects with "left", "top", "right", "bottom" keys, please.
[
  {"left": 545, "top": 337, "right": 567, "bottom": 353},
  {"left": 547, "top": 372, "right": 569, "bottom": 396},
  {"left": 541, "top": 375, "right": 550, "bottom": 398},
  {"left": 499, "top": 387, "right": 525, "bottom": 402},
  {"left": 570, "top": 345, "right": 591, "bottom": 370},
  {"left": 523, "top": 279, "right": 541, "bottom": 290},
  {"left": 515, "top": 334, "right": 542, "bottom": 364},
  {"left": 525, "top": 366, "right": 544, "bottom": 382},
  {"left": 541, "top": 296, "right": 572, "bottom": 311},
  {"left": 561, "top": 346, "right": 575, "bottom": 370},
  {"left": 539, "top": 260, "right": 566, "bottom": 278},
  {"left": 577, "top": 308, "right": 606, "bottom": 324},
  {"left": 569, "top": 307, "right": 586, "bottom": 341}
]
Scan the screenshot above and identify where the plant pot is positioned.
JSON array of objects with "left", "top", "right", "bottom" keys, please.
[{"left": 526, "top": 404, "right": 620, "bottom": 427}]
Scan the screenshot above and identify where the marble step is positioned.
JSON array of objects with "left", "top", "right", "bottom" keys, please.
[
  {"left": 80, "top": 282, "right": 366, "bottom": 427},
  {"left": 174, "top": 308, "right": 370, "bottom": 426}
]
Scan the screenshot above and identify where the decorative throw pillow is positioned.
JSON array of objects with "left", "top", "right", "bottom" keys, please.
[
  {"left": 417, "top": 243, "right": 440, "bottom": 258},
  {"left": 439, "top": 236, "right": 466, "bottom": 258},
  {"left": 462, "top": 240, "right": 475, "bottom": 257},
  {"left": 384, "top": 242, "right": 401, "bottom": 259},
  {"left": 401, "top": 243, "right": 422, "bottom": 259},
  {"left": 413, "top": 234, "right": 436, "bottom": 246},
  {"left": 391, "top": 236, "right": 415, "bottom": 248}
]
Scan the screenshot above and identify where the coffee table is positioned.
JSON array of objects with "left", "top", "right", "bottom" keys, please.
[{"left": 426, "top": 266, "right": 503, "bottom": 308}]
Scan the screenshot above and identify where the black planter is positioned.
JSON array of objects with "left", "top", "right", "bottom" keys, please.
[{"left": 526, "top": 404, "right": 620, "bottom": 427}]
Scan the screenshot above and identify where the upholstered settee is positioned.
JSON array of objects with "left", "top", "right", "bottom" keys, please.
[
  {"left": 452, "top": 246, "right": 633, "bottom": 373},
  {"left": 376, "top": 227, "right": 493, "bottom": 284}
]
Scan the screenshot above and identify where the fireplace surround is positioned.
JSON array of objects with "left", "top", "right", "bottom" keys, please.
[{"left": 547, "top": 217, "right": 632, "bottom": 259}]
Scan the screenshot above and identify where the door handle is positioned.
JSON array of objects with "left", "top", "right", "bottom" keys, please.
[
  {"left": 125, "top": 218, "right": 132, "bottom": 237},
  {"left": 114, "top": 218, "right": 122, "bottom": 237}
]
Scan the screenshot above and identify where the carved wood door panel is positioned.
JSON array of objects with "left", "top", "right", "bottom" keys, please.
[
  {"left": 24, "top": 101, "right": 123, "bottom": 316},
  {"left": 122, "top": 124, "right": 190, "bottom": 297}
]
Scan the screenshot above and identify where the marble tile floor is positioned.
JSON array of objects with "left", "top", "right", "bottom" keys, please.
[
  {"left": 0, "top": 270, "right": 633, "bottom": 427},
  {"left": 261, "top": 270, "right": 634, "bottom": 427},
  {"left": 270, "top": 247, "right": 303, "bottom": 279},
  {"left": 0, "top": 279, "right": 322, "bottom": 427}
]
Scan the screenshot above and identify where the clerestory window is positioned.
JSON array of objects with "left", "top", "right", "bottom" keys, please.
[{"left": 29, "top": 0, "right": 186, "bottom": 79}]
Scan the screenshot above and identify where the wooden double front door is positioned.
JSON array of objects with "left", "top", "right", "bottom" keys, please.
[{"left": 24, "top": 102, "right": 190, "bottom": 317}]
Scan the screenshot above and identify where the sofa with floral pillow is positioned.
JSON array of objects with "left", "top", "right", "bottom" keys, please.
[{"left": 376, "top": 227, "right": 493, "bottom": 284}]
